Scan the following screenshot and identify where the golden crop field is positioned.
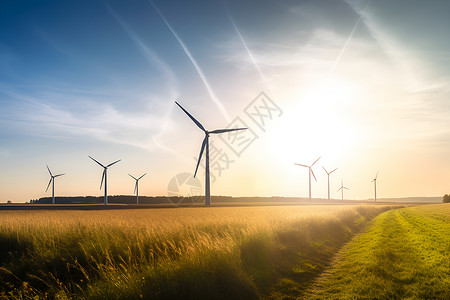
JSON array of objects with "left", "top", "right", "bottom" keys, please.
[{"left": 0, "top": 205, "right": 400, "bottom": 299}]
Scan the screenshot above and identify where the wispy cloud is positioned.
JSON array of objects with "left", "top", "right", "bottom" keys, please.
[
  {"left": 226, "top": 12, "right": 269, "bottom": 87},
  {"left": 34, "top": 27, "right": 72, "bottom": 57},
  {"left": 4, "top": 2, "right": 185, "bottom": 155},
  {"left": 344, "top": 0, "right": 430, "bottom": 92},
  {"left": 221, "top": 28, "right": 372, "bottom": 77},
  {"left": 0, "top": 86, "right": 172, "bottom": 151},
  {"left": 329, "top": 1, "right": 370, "bottom": 75},
  {"left": 148, "top": 0, "right": 231, "bottom": 122},
  {"left": 105, "top": 1, "right": 177, "bottom": 90},
  {"left": 343, "top": 0, "right": 450, "bottom": 140}
]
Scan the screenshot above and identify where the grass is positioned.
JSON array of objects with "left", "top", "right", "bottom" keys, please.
[
  {"left": 0, "top": 205, "right": 400, "bottom": 299},
  {"left": 308, "top": 203, "right": 450, "bottom": 299}
]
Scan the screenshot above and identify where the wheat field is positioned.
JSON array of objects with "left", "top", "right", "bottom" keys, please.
[{"left": 0, "top": 205, "right": 399, "bottom": 299}]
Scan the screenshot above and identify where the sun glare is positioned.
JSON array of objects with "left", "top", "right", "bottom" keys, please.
[{"left": 278, "top": 77, "right": 361, "bottom": 164}]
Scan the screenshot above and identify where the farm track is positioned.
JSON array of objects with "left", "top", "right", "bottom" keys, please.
[{"left": 306, "top": 204, "right": 450, "bottom": 299}]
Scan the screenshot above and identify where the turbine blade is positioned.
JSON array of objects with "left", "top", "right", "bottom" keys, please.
[
  {"left": 344, "top": 187, "right": 350, "bottom": 190},
  {"left": 138, "top": 173, "right": 147, "bottom": 180},
  {"left": 89, "top": 156, "right": 105, "bottom": 168},
  {"left": 194, "top": 136, "right": 207, "bottom": 178},
  {"left": 175, "top": 101, "right": 206, "bottom": 132},
  {"left": 337, "top": 187, "right": 343, "bottom": 192},
  {"left": 375, "top": 171, "right": 379, "bottom": 180},
  {"left": 311, "top": 156, "right": 321, "bottom": 167},
  {"left": 311, "top": 168, "right": 317, "bottom": 182},
  {"left": 54, "top": 173, "right": 65, "bottom": 177},
  {"left": 322, "top": 166, "right": 328, "bottom": 174},
  {"left": 210, "top": 128, "right": 247, "bottom": 134},
  {"left": 330, "top": 168, "right": 338, "bottom": 174},
  {"left": 100, "top": 169, "right": 105, "bottom": 190},
  {"left": 107, "top": 159, "right": 121, "bottom": 167},
  {"left": 45, "top": 178, "right": 52, "bottom": 192},
  {"left": 46, "top": 165, "right": 53, "bottom": 176},
  {"left": 295, "top": 163, "right": 309, "bottom": 168},
  {"left": 134, "top": 182, "right": 138, "bottom": 194},
  {"left": 129, "top": 174, "right": 137, "bottom": 180}
]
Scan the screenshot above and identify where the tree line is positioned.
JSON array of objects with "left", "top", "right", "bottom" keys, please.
[{"left": 443, "top": 194, "right": 450, "bottom": 203}]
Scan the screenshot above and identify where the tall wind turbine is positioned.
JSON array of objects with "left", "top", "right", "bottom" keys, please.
[
  {"left": 89, "top": 156, "right": 121, "bottom": 206},
  {"left": 45, "top": 165, "right": 64, "bottom": 204},
  {"left": 295, "top": 157, "right": 321, "bottom": 200},
  {"left": 337, "top": 180, "right": 349, "bottom": 201},
  {"left": 323, "top": 166, "right": 338, "bottom": 200},
  {"left": 175, "top": 101, "right": 247, "bottom": 206},
  {"left": 372, "top": 172, "right": 378, "bottom": 202},
  {"left": 129, "top": 173, "right": 146, "bottom": 205}
]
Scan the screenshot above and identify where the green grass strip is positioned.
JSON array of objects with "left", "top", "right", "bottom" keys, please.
[{"left": 309, "top": 204, "right": 450, "bottom": 299}]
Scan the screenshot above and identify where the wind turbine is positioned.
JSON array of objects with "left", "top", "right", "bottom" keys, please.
[
  {"left": 372, "top": 172, "right": 378, "bottom": 202},
  {"left": 89, "top": 156, "right": 121, "bottom": 206},
  {"left": 129, "top": 173, "right": 146, "bottom": 205},
  {"left": 45, "top": 165, "right": 64, "bottom": 204},
  {"left": 175, "top": 101, "right": 247, "bottom": 206},
  {"left": 323, "top": 166, "right": 338, "bottom": 200},
  {"left": 295, "top": 157, "right": 321, "bottom": 200},
  {"left": 337, "top": 179, "right": 349, "bottom": 201}
]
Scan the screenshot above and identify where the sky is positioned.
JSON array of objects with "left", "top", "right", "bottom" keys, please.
[{"left": 1, "top": 0, "right": 450, "bottom": 203}]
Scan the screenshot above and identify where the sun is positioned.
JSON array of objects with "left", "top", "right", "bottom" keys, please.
[{"left": 275, "top": 76, "right": 361, "bottom": 164}]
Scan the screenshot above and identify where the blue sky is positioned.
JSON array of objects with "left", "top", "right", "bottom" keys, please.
[{"left": 1, "top": 0, "right": 450, "bottom": 202}]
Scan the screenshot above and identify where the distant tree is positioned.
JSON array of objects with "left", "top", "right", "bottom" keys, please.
[
  {"left": 7, "top": 200, "right": 11, "bottom": 204},
  {"left": 443, "top": 194, "right": 450, "bottom": 203}
]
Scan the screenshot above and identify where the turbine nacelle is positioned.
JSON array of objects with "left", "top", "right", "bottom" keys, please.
[
  {"left": 323, "top": 166, "right": 338, "bottom": 200},
  {"left": 89, "top": 156, "right": 121, "bottom": 206},
  {"left": 176, "top": 101, "right": 247, "bottom": 206},
  {"left": 337, "top": 186, "right": 350, "bottom": 191},
  {"left": 45, "top": 165, "right": 65, "bottom": 192},
  {"left": 45, "top": 165, "right": 65, "bottom": 205},
  {"left": 89, "top": 156, "right": 121, "bottom": 190},
  {"left": 372, "top": 171, "right": 379, "bottom": 202},
  {"left": 372, "top": 171, "right": 379, "bottom": 182},
  {"left": 129, "top": 173, "right": 147, "bottom": 195},
  {"left": 337, "top": 179, "right": 350, "bottom": 192},
  {"left": 294, "top": 156, "right": 321, "bottom": 199},
  {"left": 337, "top": 180, "right": 349, "bottom": 201},
  {"left": 323, "top": 166, "right": 338, "bottom": 176},
  {"left": 294, "top": 156, "right": 321, "bottom": 182}
]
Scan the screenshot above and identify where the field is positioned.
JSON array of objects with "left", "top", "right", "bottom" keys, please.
[
  {"left": 308, "top": 204, "right": 450, "bottom": 299},
  {"left": 0, "top": 204, "right": 400, "bottom": 299}
]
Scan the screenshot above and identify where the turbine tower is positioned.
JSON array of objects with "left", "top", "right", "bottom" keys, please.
[
  {"left": 295, "top": 157, "right": 321, "bottom": 200},
  {"left": 175, "top": 101, "right": 247, "bottom": 206},
  {"left": 372, "top": 172, "right": 378, "bottom": 202},
  {"left": 89, "top": 156, "right": 121, "bottom": 206},
  {"left": 323, "top": 166, "right": 338, "bottom": 200},
  {"left": 45, "top": 165, "right": 64, "bottom": 204},
  {"left": 129, "top": 173, "right": 146, "bottom": 205},
  {"left": 337, "top": 179, "right": 349, "bottom": 201}
]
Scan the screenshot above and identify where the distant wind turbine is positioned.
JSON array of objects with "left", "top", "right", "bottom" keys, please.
[
  {"left": 295, "top": 157, "right": 321, "bottom": 200},
  {"left": 45, "top": 165, "right": 64, "bottom": 204},
  {"left": 323, "top": 166, "right": 338, "bottom": 200},
  {"left": 89, "top": 156, "right": 121, "bottom": 206},
  {"left": 175, "top": 101, "right": 247, "bottom": 206},
  {"left": 129, "top": 173, "right": 146, "bottom": 205},
  {"left": 337, "top": 179, "right": 349, "bottom": 201},
  {"left": 372, "top": 172, "right": 378, "bottom": 202}
]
